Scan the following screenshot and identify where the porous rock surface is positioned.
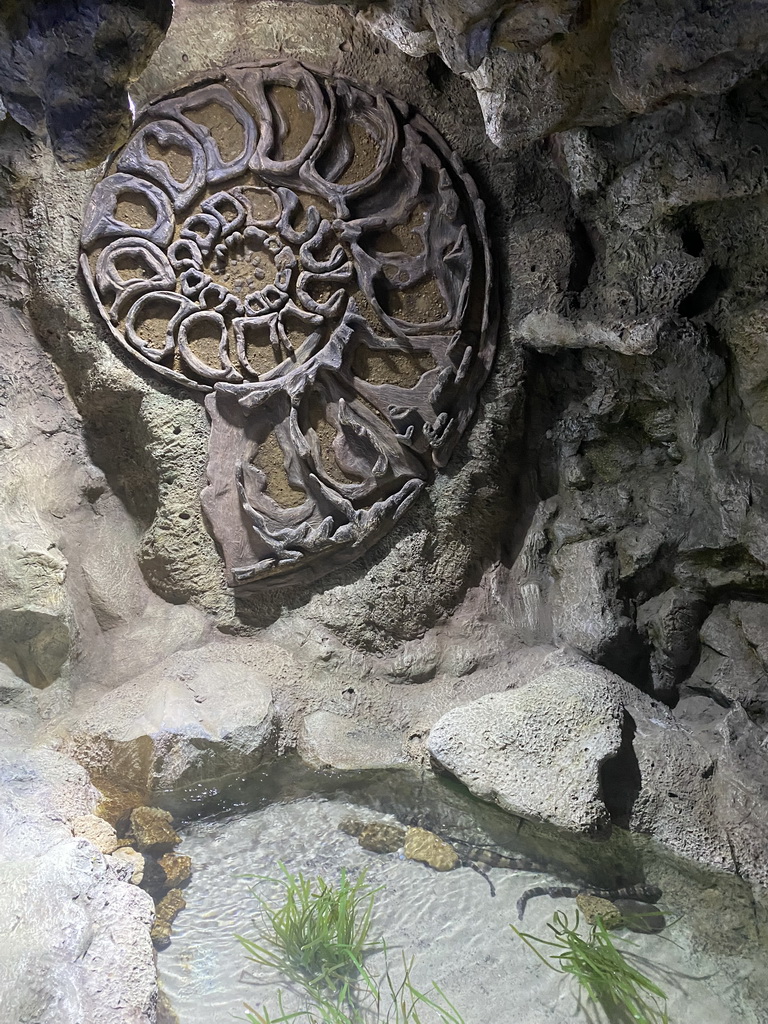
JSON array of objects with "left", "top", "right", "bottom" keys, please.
[
  {"left": 0, "top": 745, "right": 156, "bottom": 1023},
  {"left": 0, "top": 0, "right": 173, "bottom": 167},
  {"left": 403, "top": 826, "right": 461, "bottom": 870},
  {"left": 2, "top": 0, "right": 768, "bottom": 1016},
  {"left": 65, "top": 645, "right": 277, "bottom": 794},
  {"left": 428, "top": 663, "right": 625, "bottom": 834},
  {"left": 429, "top": 655, "right": 755, "bottom": 881}
]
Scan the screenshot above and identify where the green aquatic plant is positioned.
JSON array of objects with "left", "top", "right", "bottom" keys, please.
[
  {"left": 236, "top": 863, "right": 383, "bottom": 1003},
  {"left": 237, "top": 865, "right": 466, "bottom": 1024},
  {"left": 242, "top": 955, "right": 465, "bottom": 1024},
  {"left": 512, "top": 910, "right": 669, "bottom": 1024}
]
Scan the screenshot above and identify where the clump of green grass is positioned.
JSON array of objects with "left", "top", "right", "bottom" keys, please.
[
  {"left": 512, "top": 910, "right": 669, "bottom": 1024},
  {"left": 241, "top": 955, "right": 466, "bottom": 1024},
  {"left": 236, "top": 863, "right": 465, "bottom": 1024},
  {"left": 236, "top": 863, "right": 382, "bottom": 1004}
]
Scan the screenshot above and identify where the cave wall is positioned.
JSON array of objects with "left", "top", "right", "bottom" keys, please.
[
  {"left": 3, "top": 1, "right": 768, "bottom": 1019},
  {"left": 0, "top": 0, "right": 767, "bottom": 947}
]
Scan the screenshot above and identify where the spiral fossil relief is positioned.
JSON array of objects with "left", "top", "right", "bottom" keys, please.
[{"left": 80, "top": 60, "right": 497, "bottom": 589}]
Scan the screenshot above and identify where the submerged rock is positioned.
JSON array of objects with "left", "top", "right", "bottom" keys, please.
[
  {"left": 140, "top": 855, "right": 171, "bottom": 901},
  {"left": 94, "top": 783, "right": 148, "bottom": 832},
  {"left": 338, "top": 817, "right": 407, "bottom": 853},
  {"left": 613, "top": 898, "right": 667, "bottom": 934},
  {"left": 158, "top": 852, "right": 192, "bottom": 890},
  {"left": 358, "top": 823, "right": 407, "bottom": 854},
  {"left": 576, "top": 893, "right": 622, "bottom": 928},
  {"left": 152, "top": 888, "right": 187, "bottom": 950},
  {"left": 404, "top": 827, "right": 460, "bottom": 871},
  {"left": 130, "top": 806, "right": 179, "bottom": 855},
  {"left": 338, "top": 817, "right": 366, "bottom": 837}
]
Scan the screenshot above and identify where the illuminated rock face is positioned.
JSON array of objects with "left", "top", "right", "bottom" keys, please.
[{"left": 80, "top": 59, "right": 497, "bottom": 590}]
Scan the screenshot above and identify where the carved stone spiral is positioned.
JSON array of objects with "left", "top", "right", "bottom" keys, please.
[{"left": 80, "top": 60, "right": 497, "bottom": 589}]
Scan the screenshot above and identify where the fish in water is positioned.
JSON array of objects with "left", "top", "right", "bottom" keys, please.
[{"left": 515, "top": 883, "right": 663, "bottom": 921}]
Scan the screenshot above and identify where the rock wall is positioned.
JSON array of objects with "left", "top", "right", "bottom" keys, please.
[{"left": 2, "top": 3, "right": 768, "bottom": 1018}]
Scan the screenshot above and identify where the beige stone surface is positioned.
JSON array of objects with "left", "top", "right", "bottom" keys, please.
[
  {"left": 0, "top": 746, "right": 156, "bottom": 1023},
  {"left": 428, "top": 665, "right": 624, "bottom": 834},
  {"left": 298, "top": 710, "right": 408, "bottom": 770},
  {"left": 66, "top": 644, "right": 276, "bottom": 793},
  {"left": 72, "top": 813, "right": 119, "bottom": 854},
  {"left": 110, "top": 846, "right": 145, "bottom": 885}
]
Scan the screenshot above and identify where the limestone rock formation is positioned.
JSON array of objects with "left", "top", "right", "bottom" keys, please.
[
  {"left": 72, "top": 813, "right": 120, "bottom": 855},
  {"left": 0, "top": 528, "right": 73, "bottom": 687},
  {"left": 65, "top": 645, "right": 277, "bottom": 794},
  {"left": 0, "top": 0, "right": 173, "bottom": 167},
  {"left": 299, "top": 710, "right": 409, "bottom": 770},
  {"left": 110, "top": 846, "right": 145, "bottom": 885},
  {"left": 429, "top": 655, "right": 765, "bottom": 882},
  {"left": 3, "top": 0, "right": 768, "bottom": 1017},
  {"left": 428, "top": 664, "right": 625, "bottom": 834},
  {"left": 0, "top": 746, "right": 156, "bottom": 1023}
]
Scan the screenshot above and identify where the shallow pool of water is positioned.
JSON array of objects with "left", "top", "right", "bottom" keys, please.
[{"left": 157, "top": 766, "right": 768, "bottom": 1024}]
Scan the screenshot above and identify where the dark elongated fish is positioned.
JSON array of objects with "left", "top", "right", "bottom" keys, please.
[
  {"left": 443, "top": 836, "right": 662, "bottom": 917},
  {"left": 515, "top": 883, "right": 663, "bottom": 920}
]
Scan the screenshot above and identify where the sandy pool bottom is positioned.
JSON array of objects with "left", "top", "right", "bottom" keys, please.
[{"left": 158, "top": 797, "right": 768, "bottom": 1024}]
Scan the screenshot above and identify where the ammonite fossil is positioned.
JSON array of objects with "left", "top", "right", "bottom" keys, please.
[{"left": 80, "top": 60, "right": 497, "bottom": 589}]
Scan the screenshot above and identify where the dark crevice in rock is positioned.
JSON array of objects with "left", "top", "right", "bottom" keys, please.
[
  {"left": 598, "top": 620, "right": 652, "bottom": 694},
  {"left": 425, "top": 52, "right": 453, "bottom": 92},
  {"left": 566, "top": 217, "right": 596, "bottom": 307},
  {"left": 679, "top": 217, "right": 706, "bottom": 258},
  {"left": 599, "top": 711, "right": 642, "bottom": 830},
  {"left": 678, "top": 263, "right": 729, "bottom": 318},
  {"left": 685, "top": 683, "right": 734, "bottom": 709}
]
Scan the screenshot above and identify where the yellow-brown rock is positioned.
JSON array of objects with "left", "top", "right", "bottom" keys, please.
[
  {"left": 151, "top": 888, "right": 186, "bottom": 950},
  {"left": 358, "top": 823, "right": 406, "bottom": 854},
  {"left": 576, "top": 892, "right": 622, "bottom": 928},
  {"left": 338, "top": 817, "right": 365, "bottom": 837},
  {"left": 130, "top": 806, "right": 179, "bottom": 855},
  {"left": 158, "top": 852, "right": 192, "bottom": 889},
  {"left": 404, "top": 827, "right": 460, "bottom": 871},
  {"left": 94, "top": 782, "right": 149, "bottom": 831}
]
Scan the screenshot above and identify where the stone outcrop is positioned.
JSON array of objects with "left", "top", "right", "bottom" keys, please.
[
  {"left": 2, "top": 2, "right": 768, "bottom": 1018},
  {"left": 429, "top": 655, "right": 765, "bottom": 882},
  {"left": 428, "top": 663, "right": 625, "bottom": 834},
  {"left": 0, "top": 527, "right": 73, "bottom": 688},
  {"left": 72, "top": 812, "right": 119, "bottom": 854},
  {"left": 65, "top": 644, "right": 277, "bottom": 794},
  {"left": 0, "top": 0, "right": 173, "bottom": 167},
  {"left": 0, "top": 746, "right": 156, "bottom": 1024}
]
